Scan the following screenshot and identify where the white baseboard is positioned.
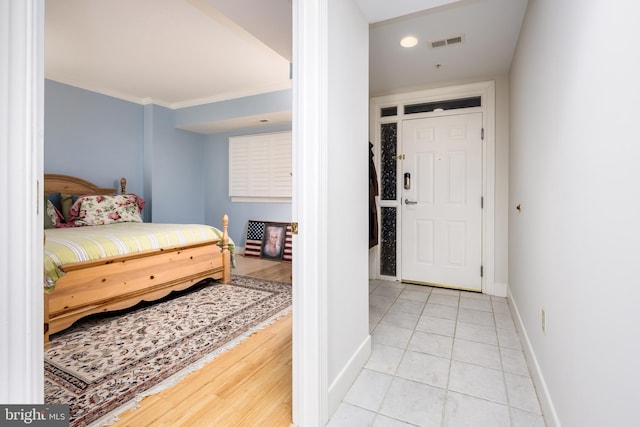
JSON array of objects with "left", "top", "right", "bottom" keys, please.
[
  {"left": 508, "top": 288, "right": 561, "bottom": 427},
  {"left": 327, "top": 334, "right": 372, "bottom": 418}
]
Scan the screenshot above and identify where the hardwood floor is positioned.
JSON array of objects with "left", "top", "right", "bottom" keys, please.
[{"left": 110, "top": 255, "right": 293, "bottom": 427}]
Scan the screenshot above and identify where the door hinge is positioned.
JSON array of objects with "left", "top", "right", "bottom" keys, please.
[
  {"left": 481, "top": 196, "right": 484, "bottom": 209},
  {"left": 480, "top": 265, "right": 484, "bottom": 277},
  {"left": 394, "top": 154, "right": 406, "bottom": 160},
  {"left": 481, "top": 128, "right": 485, "bottom": 140},
  {"left": 290, "top": 222, "right": 299, "bottom": 235}
]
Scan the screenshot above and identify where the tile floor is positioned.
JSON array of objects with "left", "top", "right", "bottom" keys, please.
[{"left": 327, "top": 279, "right": 547, "bottom": 427}]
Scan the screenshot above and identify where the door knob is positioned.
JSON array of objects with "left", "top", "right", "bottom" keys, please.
[{"left": 405, "top": 199, "right": 418, "bottom": 205}]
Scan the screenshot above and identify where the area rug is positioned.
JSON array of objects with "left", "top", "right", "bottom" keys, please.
[{"left": 44, "top": 275, "right": 292, "bottom": 427}]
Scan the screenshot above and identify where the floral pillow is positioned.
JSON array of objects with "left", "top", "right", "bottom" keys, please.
[{"left": 70, "top": 194, "right": 143, "bottom": 226}]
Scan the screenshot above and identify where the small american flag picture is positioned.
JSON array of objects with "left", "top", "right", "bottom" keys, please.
[{"left": 244, "top": 220, "right": 292, "bottom": 262}]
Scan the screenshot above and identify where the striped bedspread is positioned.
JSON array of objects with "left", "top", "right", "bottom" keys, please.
[{"left": 44, "top": 222, "right": 233, "bottom": 288}]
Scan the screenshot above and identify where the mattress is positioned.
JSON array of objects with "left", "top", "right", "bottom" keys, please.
[{"left": 44, "top": 222, "right": 233, "bottom": 287}]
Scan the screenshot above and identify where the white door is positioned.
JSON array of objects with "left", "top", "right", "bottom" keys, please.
[{"left": 401, "top": 113, "right": 483, "bottom": 291}]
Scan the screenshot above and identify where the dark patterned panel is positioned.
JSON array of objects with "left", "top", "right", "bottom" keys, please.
[
  {"left": 380, "top": 123, "right": 397, "bottom": 201},
  {"left": 380, "top": 207, "right": 397, "bottom": 277}
]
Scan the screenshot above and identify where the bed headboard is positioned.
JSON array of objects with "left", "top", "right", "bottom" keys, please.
[{"left": 44, "top": 174, "right": 126, "bottom": 195}]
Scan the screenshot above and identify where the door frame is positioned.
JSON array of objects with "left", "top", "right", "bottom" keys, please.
[
  {"left": 1, "top": 0, "right": 45, "bottom": 402},
  {"left": 370, "top": 81, "right": 497, "bottom": 295}
]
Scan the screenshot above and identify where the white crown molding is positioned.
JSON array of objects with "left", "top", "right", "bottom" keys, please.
[
  {"left": 45, "top": 75, "right": 292, "bottom": 110},
  {"left": 170, "top": 80, "right": 293, "bottom": 109}
]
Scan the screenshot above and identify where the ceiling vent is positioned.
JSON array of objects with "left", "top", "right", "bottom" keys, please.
[{"left": 429, "top": 34, "right": 464, "bottom": 49}]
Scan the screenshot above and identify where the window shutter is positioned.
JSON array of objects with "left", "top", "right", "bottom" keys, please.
[{"left": 229, "top": 131, "right": 292, "bottom": 201}]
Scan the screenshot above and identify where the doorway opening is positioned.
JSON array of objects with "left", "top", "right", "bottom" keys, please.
[{"left": 370, "top": 81, "right": 496, "bottom": 295}]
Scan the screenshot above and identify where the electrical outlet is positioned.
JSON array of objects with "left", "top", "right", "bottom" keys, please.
[{"left": 541, "top": 309, "right": 546, "bottom": 335}]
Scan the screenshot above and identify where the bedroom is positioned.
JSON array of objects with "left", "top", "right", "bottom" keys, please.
[
  {"left": 44, "top": 0, "right": 294, "bottom": 241},
  {"left": 4, "top": 0, "right": 298, "bottom": 424}
]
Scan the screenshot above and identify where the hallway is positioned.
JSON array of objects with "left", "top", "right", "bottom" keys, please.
[{"left": 328, "top": 280, "right": 546, "bottom": 427}]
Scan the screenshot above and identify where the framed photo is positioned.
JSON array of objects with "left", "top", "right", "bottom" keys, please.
[{"left": 260, "top": 222, "right": 287, "bottom": 260}]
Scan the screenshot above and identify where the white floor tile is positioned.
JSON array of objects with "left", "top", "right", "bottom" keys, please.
[
  {"left": 380, "top": 311, "right": 420, "bottom": 330},
  {"left": 461, "top": 291, "right": 491, "bottom": 300},
  {"left": 335, "top": 279, "right": 546, "bottom": 427},
  {"left": 327, "top": 403, "right": 376, "bottom": 427},
  {"left": 344, "top": 369, "right": 394, "bottom": 412},
  {"left": 455, "top": 321, "right": 498, "bottom": 345},
  {"left": 432, "top": 288, "right": 460, "bottom": 296},
  {"left": 457, "top": 307, "right": 495, "bottom": 327},
  {"left": 495, "top": 312, "right": 517, "bottom": 331},
  {"left": 395, "top": 350, "right": 450, "bottom": 388},
  {"left": 403, "top": 283, "right": 432, "bottom": 293},
  {"left": 448, "top": 361, "right": 507, "bottom": 404},
  {"left": 369, "top": 319, "right": 380, "bottom": 334},
  {"left": 366, "top": 344, "right": 405, "bottom": 375},
  {"left": 370, "top": 305, "right": 386, "bottom": 322},
  {"left": 497, "top": 327, "right": 522, "bottom": 350},
  {"left": 452, "top": 338, "right": 502, "bottom": 370},
  {"left": 399, "top": 289, "right": 431, "bottom": 302},
  {"left": 372, "top": 414, "right": 415, "bottom": 427},
  {"left": 443, "top": 391, "right": 510, "bottom": 427},
  {"left": 372, "top": 324, "right": 414, "bottom": 349},
  {"left": 407, "top": 330, "right": 454, "bottom": 359},
  {"left": 372, "top": 285, "right": 404, "bottom": 299},
  {"left": 428, "top": 293, "right": 460, "bottom": 307},
  {"left": 370, "top": 295, "right": 397, "bottom": 311},
  {"left": 492, "top": 300, "right": 511, "bottom": 314},
  {"left": 504, "top": 372, "right": 542, "bottom": 414},
  {"left": 500, "top": 346, "right": 530, "bottom": 376},
  {"left": 459, "top": 297, "right": 493, "bottom": 312},
  {"left": 416, "top": 315, "right": 456, "bottom": 337},
  {"left": 389, "top": 298, "right": 426, "bottom": 315},
  {"left": 369, "top": 279, "right": 401, "bottom": 289},
  {"left": 423, "top": 302, "right": 458, "bottom": 320},
  {"left": 511, "top": 407, "right": 547, "bottom": 427},
  {"left": 379, "top": 378, "right": 446, "bottom": 427}
]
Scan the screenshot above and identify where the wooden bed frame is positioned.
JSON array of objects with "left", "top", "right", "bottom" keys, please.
[{"left": 43, "top": 174, "right": 231, "bottom": 344}]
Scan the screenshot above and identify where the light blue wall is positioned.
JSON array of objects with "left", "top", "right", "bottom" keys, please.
[
  {"left": 146, "top": 105, "right": 206, "bottom": 224},
  {"left": 44, "top": 79, "right": 292, "bottom": 237},
  {"left": 204, "top": 126, "right": 292, "bottom": 247},
  {"left": 175, "top": 89, "right": 291, "bottom": 129},
  {"left": 45, "top": 80, "right": 205, "bottom": 223},
  {"left": 44, "top": 80, "right": 144, "bottom": 196}
]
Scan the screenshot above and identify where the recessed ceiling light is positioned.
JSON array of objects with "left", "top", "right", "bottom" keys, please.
[{"left": 400, "top": 36, "right": 418, "bottom": 48}]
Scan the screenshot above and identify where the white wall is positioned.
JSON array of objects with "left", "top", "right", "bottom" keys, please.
[
  {"left": 509, "top": 1, "right": 640, "bottom": 426},
  {"left": 326, "top": 0, "right": 370, "bottom": 415},
  {"left": 292, "top": 0, "right": 370, "bottom": 424},
  {"left": 493, "top": 75, "right": 510, "bottom": 290}
]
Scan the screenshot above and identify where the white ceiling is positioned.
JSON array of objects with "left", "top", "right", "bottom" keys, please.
[
  {"left": 45, "top": 0, "right": 293, "bottom": 109},
  {"left": 44, "top": 0, "right": 528, "bottom": 133},
  {"left": 368, "top": 0, "right": 528, "bottom": 96}
]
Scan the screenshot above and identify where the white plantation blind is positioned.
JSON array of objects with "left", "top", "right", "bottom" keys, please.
[{"left": 229, "top": 131, "right": 292, "bottom": 201}]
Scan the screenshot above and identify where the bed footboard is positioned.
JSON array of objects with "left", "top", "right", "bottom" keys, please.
[{"left": 44, "top": 214, "right": 231, "bottom": 346}]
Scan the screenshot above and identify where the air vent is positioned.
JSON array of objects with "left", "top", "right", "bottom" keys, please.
[{"left": 429, "top": 34, "right": 464, "bottom": 49}]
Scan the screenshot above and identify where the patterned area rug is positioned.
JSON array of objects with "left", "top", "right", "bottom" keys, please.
[{"left": 44, "top": 275, "right": 292, "bottom": 427}]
